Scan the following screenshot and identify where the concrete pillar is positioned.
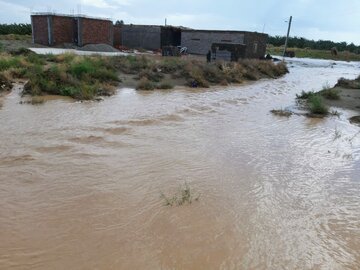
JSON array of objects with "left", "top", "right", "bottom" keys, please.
[{"left": 47, "top": 15, "right": 53, "bottom": 46}]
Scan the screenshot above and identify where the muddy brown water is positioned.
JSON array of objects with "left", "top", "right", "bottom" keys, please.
[{"left": 1, "top": 58, "right": 360, "bottom": 270}]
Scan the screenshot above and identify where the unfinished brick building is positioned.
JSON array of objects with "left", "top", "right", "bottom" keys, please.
[{"left": 31, "top": 13, "right": 113, "bottom": 47}]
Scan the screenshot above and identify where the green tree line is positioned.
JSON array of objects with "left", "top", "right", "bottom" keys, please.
[
  {"left": 0, "top": 23, "right": 32, "bottom": 35},
  {"left": 268, "top": 35, "right": 360, "bottom": 54}
]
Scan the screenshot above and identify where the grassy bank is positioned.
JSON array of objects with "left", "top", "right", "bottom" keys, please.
[
  {"left": 295, "top": 76, "right": 360, "bottom": 117},
  {"left": 267, "top": 45, "right": 360, "bottom": 62},
  {"left": 0, "top": 49, "right": 289, "bottom": 100}
]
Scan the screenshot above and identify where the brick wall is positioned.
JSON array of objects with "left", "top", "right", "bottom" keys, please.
[
  {"left": 32, "top": 16, "right": 49, "bottom": 46},
  {"left": 81, "top": 18, "right": 113, "bottom": 46},
  {"left": 52, "top": 16, "right": 74, "bottom": 45}
]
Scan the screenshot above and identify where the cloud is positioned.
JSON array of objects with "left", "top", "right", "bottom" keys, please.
[
  {"left": 81, "top": 0, "right": 131, "bottom": 8},
  {"left": 81, "top": 0, "right": 114, "bottom": 8},
  {"left": 0, "top": 0, "right": 30, "bottom": 23}
]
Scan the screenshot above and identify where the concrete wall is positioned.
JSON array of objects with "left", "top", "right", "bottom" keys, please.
[
  {"left": 181, "top": 30, "right": 245, "bottom": 55},
  {"left": 32, "top": 15, "right": 49, "bottom": 46},
  {"left": 243, "top": 32, "right": 268, "bottom": 58},
  {"left": 81, "top": 18, "right": 113, "bottom": 46},
  {"left": 113, "top": 25, "right": 122, "bottom": 47},
  {"left": 122, "top": 25, "right": 161, "bottom": 50},
  {"left": 181, "top": 30, "right": 267, "bottom": 58}
]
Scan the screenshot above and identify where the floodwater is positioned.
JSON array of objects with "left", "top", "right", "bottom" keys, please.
[{"left": 1, "top": 58, "right": 360, "bottom": 270}]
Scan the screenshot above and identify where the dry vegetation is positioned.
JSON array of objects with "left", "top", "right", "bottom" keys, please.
[{"left": 0, "top": 48, "right": 289, "bottom": 100}]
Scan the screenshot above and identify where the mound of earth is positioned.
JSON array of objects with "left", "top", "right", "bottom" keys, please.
[
  {"left": 349, "top": 116, "right": 360, "bottom": 125},
  {"left": 80, "top": 44, "right": 120, "bottom": 53},
  {"left": 323, "top": 87, "right": 360, "bottom": 112}
]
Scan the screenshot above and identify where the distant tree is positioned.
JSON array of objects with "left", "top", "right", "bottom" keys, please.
[
  {"left": 115, "top": 20, "right": 124, "bottom": 26},
  {"left": 0, "top": 23, "right": 32, "bottom": 35},
  {"left": 268, "top": 35, "right": 360, "bottom": 54}
]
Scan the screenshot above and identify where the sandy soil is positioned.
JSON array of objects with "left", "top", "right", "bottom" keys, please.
[{"left": 324, "top": 87, "right": 360, "bottom": 112}]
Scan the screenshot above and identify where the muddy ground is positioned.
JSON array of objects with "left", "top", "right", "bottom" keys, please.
[{"left": 324, "top": 87, "right": 360, "bottom": 112}]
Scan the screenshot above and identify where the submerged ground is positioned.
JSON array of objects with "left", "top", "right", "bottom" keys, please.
[{"left": 0, "top": 57, "right": 360, "bottom": 269}]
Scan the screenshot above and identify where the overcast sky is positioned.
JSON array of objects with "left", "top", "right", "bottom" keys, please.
[{"left": 1, "top": 0, "right": 360, "bottom": 44}]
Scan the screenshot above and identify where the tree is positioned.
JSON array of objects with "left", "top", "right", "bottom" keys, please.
[{"left": 115, "top": 20, "right": 124, "bottom": 26}]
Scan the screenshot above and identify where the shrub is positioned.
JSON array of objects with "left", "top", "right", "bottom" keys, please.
[
  {"left": 69, "top": 59, "right": 96, "bottom": 78},
  {"left": 138, "top": 68, "right": 164, "bottom": 82},
  {"left": 115, "top": 55, "right": 150, "bottom": 74},
  {"left": 296, "top": 90, "right": 316, "bottom": 99},
  {"left": 202, "top": 64, "right": 224, "bottom": 83},
  {"left": 137, "top": 78, "right": 155, "bottom": 90},
  {"left": 187, "top": 67, "right": 210, "bottom": 88},
  {"left": 159, "top": 58, "right": 185, "bottom": 73},
  {"left": 308, "top": 95, "right": 328, "bottom": 115}
]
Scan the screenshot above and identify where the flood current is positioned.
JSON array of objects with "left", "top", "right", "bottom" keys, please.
[{"left": 1, "top": 58, "right": 360, "bottom": 269}]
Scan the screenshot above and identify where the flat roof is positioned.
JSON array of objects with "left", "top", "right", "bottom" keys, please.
[
  {"left": 123, "top": 24, "right": 191, "bottom": 30},
  {"left": 182, "top": 29, "right": 267, "bottom": 36},
  {"left": 31, "top": 12, "right": 112, "bottom": 22}
]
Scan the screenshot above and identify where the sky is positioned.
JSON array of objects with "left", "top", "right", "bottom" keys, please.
[{"left": 1, "top": 0, "right": 360, "bottom": 45}]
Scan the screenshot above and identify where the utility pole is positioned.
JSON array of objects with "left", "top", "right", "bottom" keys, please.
[
  {"left": 283, "top": 16, "right": 292, "bottom": 59},
  {"left": 165, "top": 18, "right": 167, "bottom": 26}
]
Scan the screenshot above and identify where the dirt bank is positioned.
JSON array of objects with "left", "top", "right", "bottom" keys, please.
[
  {"left": 322, "top": 87, "right": 360, "bottom": 112},
  {"left": 0, "top": 51, "right": 288, "bottom": 100}
]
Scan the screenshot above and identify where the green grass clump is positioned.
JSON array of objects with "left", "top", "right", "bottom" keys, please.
[
  {"left": 160, "top": 182, "right": 199, "bottom": 206},
  {"left": 0, "top": 56, "right": 23, "bottom": 71},
  {"left": 296, "top": 90, "right": 316, "bottom": 99},
  {"left": 26, "top": 53, "right": 45, "bottom": 65},
  {"left": 24, "top": 57, "right": 119, "bottom": 99},
  {"left": 320, "top": 88, "right": 340, "bottom": 100},
  {"left": 308, "top": 95, "right": 329, "bottom": 115}
]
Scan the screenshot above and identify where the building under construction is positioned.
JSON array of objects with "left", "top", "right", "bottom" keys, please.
[
  {"left": 31, "top": 13, "right": 267, "bottom": 59},
  {"left": 181, "top": 29, "right": 267, "bottom": 59},
  {"left": 31, "top": 13, "right": 113, "bottom": 47}
]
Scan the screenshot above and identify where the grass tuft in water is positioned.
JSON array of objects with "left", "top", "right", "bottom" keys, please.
[
  {"left": 270, "top": 109, "right": 292, "bottom": 117},
  {"left": 308, "top": 95, "right": 329, "bottom": 115},
  {"left": 160, "top": 182, "right": 199, "bottom": 206}
]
